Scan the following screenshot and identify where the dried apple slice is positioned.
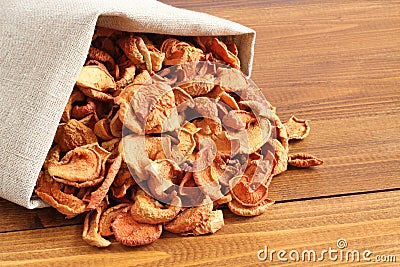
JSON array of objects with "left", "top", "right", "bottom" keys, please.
[
  {"left": 132, "top": 83, "right": 179, "bottom": 134},
  {"left": 214, "top": 67, "right": 248, "bottom": 92},
  {"left": 164, "top": 202, "right": 213, "bottom": 234},
  {"left": 177, "top": 74, "right": 215, "bottom": 97},
  {"left": 87, "top": 154, "right": 122, "bottom": 210},
  {"left": 82, "top": 199, "right": 111, "bottom": 247},
  {"left": 191, "top": 209, "right": 224, "bottom": 236},
  {"left": 229, "top": 174, "right": 269, "bottom": 207},
  {"left": 146, "top": 159, "right": 183, "bottom": 201},
  {"left": 272, "top": 139, "right": 288, "bottom": 175},
  {"left": 173, "top": 87, "right": 195, "bottom": 112},
  {"left": 284, "top": 115, "right": 311, "bottom": 140},
  {"left": 55, "top": 119, "right": 98, "bottom": 152},
  {"left": 144, "top": 136, "right": 171, "bottom": 160},
  {"left": 35, "top": 171, "right": 87, "bottom": 218},
  {"left": 160, "top": 38, "right": 204, "bottom": 65},
  {"left": 288, "top": 153, "right": 323, "bottom": 167},
  {"left": 130, "top": 189, "right": 181, "bottom": 224},
  {"left": 117, "top": 35, "right": 152, "bottom": 72},
  {"left": 61, "top": 89, "right": 85, "bottom": 122},
  {"left": 228, "top": 198, "right": 274, "bottom": 217},
  {"left": 76, "top": 65, "right": 115, "bottom": 92},
  {"left": 227, "top": 118, "right": 271, "bottom": 155},
  {"left": 48, "top": 145, "right": 104, "bottom": 183},
  {"left": 99, "top": 203, "right": 131, "bottom": 237},
  {"left": 112, "top": 207, "right": 162, "bottom": 247},
  {"left": 88, "top": 46, "right": 115, "bottom": 70}
]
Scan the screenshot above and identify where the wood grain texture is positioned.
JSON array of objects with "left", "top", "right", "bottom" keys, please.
[
  {"left": 0, "top": 199, "right": 83, "bottom": 233},
  {"left": 1, "top": 0, "right": 399, "bottom": 266},
  {"left": 1, "top": 191, "right": 398, "bottom": 266}
]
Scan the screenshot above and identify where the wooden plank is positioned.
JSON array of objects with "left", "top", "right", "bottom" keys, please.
[
  {"left": 267, "top": 112, "right": 400, "bottom": 201},
  {"left": 0, "top": 190, "right": 398, "bottom": 266},
  {"left": 0, "top": 199, "right": 83, "bottom": 233}
]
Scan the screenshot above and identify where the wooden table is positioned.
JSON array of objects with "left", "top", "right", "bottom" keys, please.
[{"left": 1, "top": 0, "right": 399, "bottom": 266}]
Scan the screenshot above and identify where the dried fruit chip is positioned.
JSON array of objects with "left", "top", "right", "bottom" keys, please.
[
  {"left": 133, "top": 83, "right": 179, "bottom": 134},
  {"left": 109, "top": 113, "right": 123, "bottom": 138},
  {"left": 214, "top": 193, "right": 232, "bottom": 206},
  {"left": 116, "top": 63, "right": 136, "bottom": 89},
  {"left": 87, "top": 154, "right": 122, "bottom": 210},
  {"left": 194, "top": 97, "right": 220, "bottom": 123},
  {"left": 193, "top": 166, "right": 224, "bottom": 201},
  {"left": 191, "top": 209, "right": 224, "bottom": 236},
  {"left": 82, "top": 199, "right": 111, "bottom": 247},
  {"left": 196, "top": 37, "right": 240, "bottom": 69},
  {"left": 48, "top": 144, "right": 104, "bottom": 183},
  {"left": 88, "top": 45, "right": 115, "bottom": 70},
  {"left": 76, "top": 65, "right": 115, "bottom": 92},
  {"left": 79, "top": 87, "right": 114, "bottom": 102},
  {"left": 227, "top": 118, "right": 271, "bottom": 155},
  {"left": 101, "top": 138, "right": 120, "bottom": 158},
  {"left": 194, "top": 120, "right": 233, "bottom": 156},
  {"left": 225, "top": 41, "right": 238, "bottom": 56},
  {"left": 99, "top": 203, "right": 131, "bottom": 237},
  {"left": 123, "top": 107, "right": 144, "bottom": 135},
  {"left": 112, "top": 207, "right": 162, "bottom": 247},
  {"left": 77, "top": 113, "right": 98, "bottom": 129},
  {"left": 160, "top": 38, "right": 204, "bottom": 65},
  {"left": 284, "top": 115, "right": 311, "bottom": 140},
  {"left": 43, "top": 145, "right": 61, "bottom": 170},
  {"left": 245, "top": 153, "right": 275, "bottom": 187},
  {"left": 114, "top": 70, "right": 151, "bottom": 122},
  {"left": 122, "top": 135, "right": 153, "bottom": 181},
  {"left": 272, "top": 139, "right": 288, "bottom": 175},
  {"left": 172, "top": 87, "right": 195, "bottom": 112},
  {"left": 214, "top": 67, "right": 247, "bottom": 92},
  {"left": 61, "top": 89, "right": 86, "bottom": 122},
  {"left": 144, "top": 136, "right": 172, "bottom": 160},
  {"left": 229, "top": 174, "right": 269, "bottom": 207},
  {"left": 35, "top": 172, "right": 87, "bottom": 218},
  {"left": 288, "top": 153, "right": 323, "bottom": 167},
  {"left": 70, "top": 98, "right": 97, "bottom": 120},
  {"left": 205, "top": 84, "right": 224, "bottom": 100},
  {"left": 164, "top": 202, "right": 213, "bottom": 234},
  {"left": 182, "top": 121, "right": 201, "bottom": 135},
  {"left": 110, "top": 161, "right": 136, "bottom": 199},
  {"left": 238, "top": 100, "right": 273, "bottom": 119},
  {"left": 148, "top": 47, "right": 165, "bottom": 72},
  {"left": 56, "top": 119, "right": 98, "bottom": 152},
  {"left": 130, "top": 189, "right": 181, "bottom": 224},
  {"left": 222, "top": 110, "right": 255, "bottom": 131},
  {"left": 94, "top": 118, "right": 114, "bottom": 140},
  {"left": 228, "top": 198, "right": 274, "bottom": 217},
  {"left": 220, "top": 92, "right": 240, "bottom": 110},
  {"left": 177, "top": 128, "right": 197, "bottom": 157},
  {"left": 273, "top": 113, "right": 289, "bottom": 151},
  {"left": 192, "top": 138, "right": 216, "bottom": 173},
  {"left": 146, "top": 159, "right": 183, "bottom": 201},
  {"left": 117, "top": 35, "right": 152, "bottom": 72},
  {"left": 217, "top": 158, "right": 243, "bottom": 187},
  {"left": 177, "top": 74, "right": 215, "bottom": 97},
  {"left": 210, "top": 38, "right": 240, "bottom": 69}
]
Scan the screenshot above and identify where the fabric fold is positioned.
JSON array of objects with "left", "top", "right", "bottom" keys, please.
[{"left": 0, "top": 0, "right": 255, "bottom": 209}]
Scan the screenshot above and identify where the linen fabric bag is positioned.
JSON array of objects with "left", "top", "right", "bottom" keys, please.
[{"left": 0, "top": 0, "right": 255, "bottom": 208}]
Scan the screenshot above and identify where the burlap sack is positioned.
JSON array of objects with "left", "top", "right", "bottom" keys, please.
[{"left": 0, "top": 0, "right": 255, "bottom": 209}]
